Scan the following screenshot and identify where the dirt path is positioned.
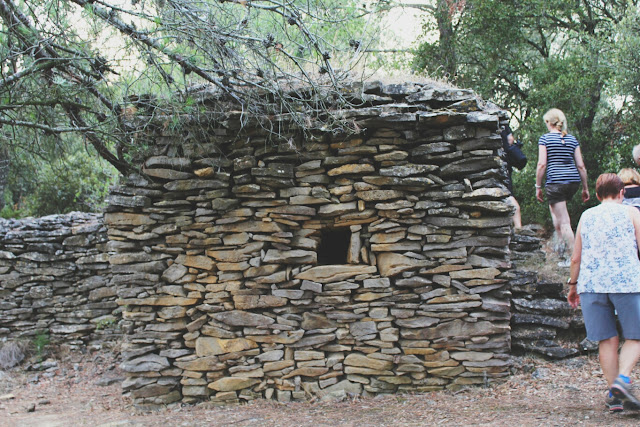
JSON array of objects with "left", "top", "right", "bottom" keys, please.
[{"left": 2, "top": 352, "right": 640, "bottom": 426}]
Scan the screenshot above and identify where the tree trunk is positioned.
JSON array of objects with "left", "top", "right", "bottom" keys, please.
[
  {"left": 0, "top": 147, "right": 8, "bottom": 212},
  {"left": 436, "top": 0, "right": 457, "bottom": 81}
]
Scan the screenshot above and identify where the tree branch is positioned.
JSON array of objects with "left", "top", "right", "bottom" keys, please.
[
  {"left": 0, "top": 0, "right": 129, "bottom": 173},
  {"left": 71, "top": 0, "right": 238, "bottom": 100},
  {"left": 0, "top": 117, "right": 92, "bottom": 133},
  {"left": 0, "top": 58, "right": 68, "bottom": 89}
]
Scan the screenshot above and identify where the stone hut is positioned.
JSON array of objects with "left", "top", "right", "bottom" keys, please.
[{"left": 90, "top": 81, "right": 517, "bottom": 404}]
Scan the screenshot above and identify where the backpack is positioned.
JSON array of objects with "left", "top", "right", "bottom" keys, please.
[
  {"left": 505, "top": 142, "right": 528, "bottom": 170},
  {"left": 501, "top": 126, "right": 528, "bottom": 170}
]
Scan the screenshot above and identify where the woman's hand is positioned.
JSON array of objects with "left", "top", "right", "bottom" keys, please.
[
  {"left": 582, "top": 188, "right": 590, "bottom": 202},
  {"left": 536, "top": 187, "right": 544, "bottom": 203},
  {"left": 567, "top": 286, "right": 580, "bottom": 309}
]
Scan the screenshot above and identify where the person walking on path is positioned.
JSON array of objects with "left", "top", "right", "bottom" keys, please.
[
  {"left": 567, "top": 173, "right": 640, "bottom": 413},
  {"left": 501, "top": 126, "right": 525, "bottom": 229},
  {"left": 535, "top": 108, "right": 589, "bottom": 266}
]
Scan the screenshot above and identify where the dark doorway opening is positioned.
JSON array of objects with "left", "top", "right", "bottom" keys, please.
[{"left": 317, "top": 228, "right": 350, "bottom": 265}]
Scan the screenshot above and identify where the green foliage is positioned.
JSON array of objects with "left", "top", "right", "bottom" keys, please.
[
  {"left": 0, "top": 0, "right": 381, "bottom": 218},
  {"left": 611, "top": 8, "right": 640, "bottom": 98},
  {"left": 29, "top": 155, "right": 115, "bottom": 217},
  {"left": 32, "top": 331, "right": 50, "bottom": 361},
  {"left": 413, "top": 0, "right": 640, "bottom": 227},
  {"left": 0, "top": 189, "right": 30, "bottom": 219},
  {"left": 94, "top": 317, "right": 117, "bottom": 330},
  {"left": 2, "top": 140, "right": 117, "bottom": 218}
]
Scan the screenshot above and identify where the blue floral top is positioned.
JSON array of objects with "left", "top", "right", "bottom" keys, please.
[{"left": 578, "top": 202, "right": 640, "bottom": 294}]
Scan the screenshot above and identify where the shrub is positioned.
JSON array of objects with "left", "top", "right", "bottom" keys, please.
[
  {"left": 32, "top": 331, "right": 50, "bottom": 361},
  {"left": 0, "top": 341, "right": 28, "bottom": 369}
]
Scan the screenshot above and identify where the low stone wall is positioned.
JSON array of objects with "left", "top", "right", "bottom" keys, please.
[
  {"left": 0, "top": 213, "right": 118, "bottom": 349},
  {"left": 0, "top": 213, "right": 585, "bottom": 363},
  {"left": 510, "top": 271, "right": 585, "bottom": 358},
  {"left": 507, "top": 228, "right": 586, "bottom": 359}
]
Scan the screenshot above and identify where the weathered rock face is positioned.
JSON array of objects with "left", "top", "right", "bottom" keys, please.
[
  {"left": 0, "top": 213, "right": 117, "bottom": 348},
  {"left": 506, "top": 227, "right": 585, "bottom": 359},
  {"left": 107, "top": 81, "right": 515, "bottom": 405}
]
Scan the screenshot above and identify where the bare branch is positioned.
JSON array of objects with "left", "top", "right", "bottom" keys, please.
[{"left": 0, "top": 117, "right": 92, "bottom": 133}]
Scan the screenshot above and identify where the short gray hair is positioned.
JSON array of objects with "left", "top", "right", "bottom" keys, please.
[{"left": 634, "top": 144, "right": 640, "bottom": 165}]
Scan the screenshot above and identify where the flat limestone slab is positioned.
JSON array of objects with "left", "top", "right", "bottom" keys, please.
[{"left": 295, "top": 265, "right": 377, "bottom": 283}]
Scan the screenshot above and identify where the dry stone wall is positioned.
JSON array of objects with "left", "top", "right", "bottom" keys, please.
[
  {"left": 508, "top": 228, "right": 586, "bottom": 359},
  {"left": 108, "top": 81, "right": 517, "bottom": 405},
  {"left": 0, "top": 213, "right": 117, "bottom": 348},
  {"left": 0, "top": 81, "right": 593, "bottom": 406},
  {"left": 510, "top": 271, "right": 583, "bottom": 358},
  {"left": 0, "top": 211, "right": 585, "bottom": 371}
]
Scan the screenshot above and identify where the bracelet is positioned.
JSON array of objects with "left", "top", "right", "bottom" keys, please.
[
  {"left": 567, "top": 278, "right": 577, "bottom": 286},
  {"left": 535, "top": 184, "right": 542, "bottom": 189}
]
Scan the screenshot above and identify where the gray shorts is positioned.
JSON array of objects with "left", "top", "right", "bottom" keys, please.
[
  {"left": 580, "top": 293, "right": 640, "bottom": 341},
  {"left": 545, "top": 182, "right": 580, "bottom": 205}
]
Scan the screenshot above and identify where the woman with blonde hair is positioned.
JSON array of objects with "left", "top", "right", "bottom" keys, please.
[
  {"left": 535, "top": 108, "right": 590, "bottom": 266},
  {"left": 618, "top": 168, "right": 640, "bottom": 211}
]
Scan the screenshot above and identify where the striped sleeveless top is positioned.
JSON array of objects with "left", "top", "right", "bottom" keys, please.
[{"left": 538, "top": 132, "right": 581, "bottom": 184}]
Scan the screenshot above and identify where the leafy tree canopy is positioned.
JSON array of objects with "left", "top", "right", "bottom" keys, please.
[
  {"left": 414, "top": 0, "right": 640, "bottom": 226},
  {"left": 0, "top": 0, "right": 386, "bottom": 216}
]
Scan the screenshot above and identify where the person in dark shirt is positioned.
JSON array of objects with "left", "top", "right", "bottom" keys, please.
[{"left": 501, "top": 126, "right": 523, "bottom": 229}]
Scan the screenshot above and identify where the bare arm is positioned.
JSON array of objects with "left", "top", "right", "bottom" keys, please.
[
  {"left": 567, "top": 221, "right": 582, "bottom": 309},
  {"left": 574, "top": 146, "right": 590, "bottom": 202},
  {"left": 629, "top": 205, "right": 640, "bottom": 249},
  {"left": 536, "top": 145, "right": 547, "bottom": 203}
]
